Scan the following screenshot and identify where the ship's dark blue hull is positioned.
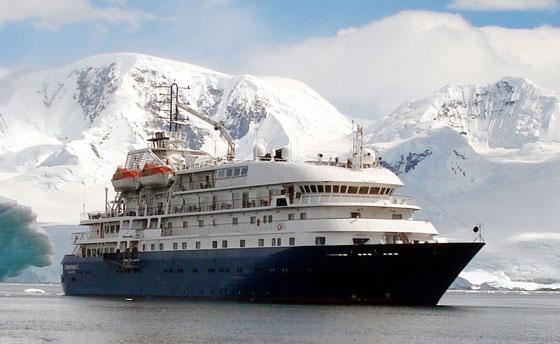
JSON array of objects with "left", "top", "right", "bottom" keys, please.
[{"left": 62, "top": 243, "right": 483, "bottom": 306}]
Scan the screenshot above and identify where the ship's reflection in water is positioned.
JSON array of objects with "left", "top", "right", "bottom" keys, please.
[{"left": 0, "top": 284, "right": 559, "bottom": 343}]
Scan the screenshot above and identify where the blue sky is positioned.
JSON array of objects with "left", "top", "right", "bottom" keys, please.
[
  {"left": 1, "top": 0, "right": 560, "bottom": 117},
  {"left": 1, "top": 0, "right": 559, "bottom": 70}
]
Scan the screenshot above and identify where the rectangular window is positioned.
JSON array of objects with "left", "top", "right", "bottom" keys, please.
[
  {"left": 300, "top": 212, "right": 307, "bottom": 220},
  {"left": 271, "top": 238, "right": 276, "bottom": 246},
  {"left": 288, "top": 213, "right": 295, "bottom": 220},
  {"left": 151, "top": 243, "right": 155, "bottom": 251},
  {"left": 159, "top": 243, "right": 164, "bottom": 250},
  {"left": 217, "top": 169, "right": 225, "bottom": 178},
  {"left": 240, "top": 239, "right": 246, "bottom": 248},
  {"left": 358, "top": 187, "right": 369, "bottom": 194},
  {"left": 226, "top": 169, "right": 233, "bottom": 177},
  {"left": 212, "top": 241, "right": 218, "bottom": 248},
  {"left": 196, "top": 241, "right": 201, "bottom": 249},
  {"left": 310, "top": 185, "right": 317, "bottom": 193},
  {"left": 304, "top": 185, "right": 311, "bottom": 193},
  {"left": 392, "top": 214, "right": 403, "bottom": 220},
  {"left": 258, "top": 239, "right": 264, "bottom": 247},
  {"left": 315, "top": 237, "right": 326, "bottom": 246},
  {"left": 241, "top": 166, "right": 248, "bottom": 176},
  {"left": 369, "top": 187, "right": 380, "bottom": 194},
  {"left": 250, "top": 216, "right": 256, "bottom": 224},
  {"left": 166, "top": 222, "right": 172, "bottom": 229},
  {"left": 277, "top": 238, "right": 282, "bottom": 246},
  {"left": 182, "top": 221, "right": 188, "bottom": 228},
  {"left": 333, "top": 185, "right": 340, "bottom": 193},
  {"left": 182, "top": 242, "right": 187, "bottom": 250},
  {"left": 222, "top": 240, "right": 228, "bottom": 248},
  {"left": 198, "top": 219, "right": 204, "bottom": 227},
  {"left": 340, "top": 185, "right": 347, "bottom": 193},
  {"left": 380, "top": 187, "right": 386, "bottom": 195},
  {"left": 385, "top": 188, "right": 392, "bottom": 195},
  {"left": 351, "top": 212, "right": 361, "bottom": 219},
  {"left": 299, "top": 186, "right": 306, "bottom": 193},
  {"left": 212, "top": 218, "right": 217, "bottom": 226},
  {"left": 263, "top": 216, "right": 267, "bottom": 224},
  {"left": 233, "top": 167, "right": 241, "bottom": 176},
  {"left": 268, "top": 215, "right": 273, "bottom": 223},
  {"left": 232, "top": 217, "right": 238, "bottom": 225},
  {"left": 289, "top": 237, "right": 295, "bottom": 246},
  {"left": 325, "top": 185, "right": 331, "bottom": 192},
  {"left": 317, "top": 185, "right": 324, "bottom": 193},
  {"left": 347, "top": 186, "right": 358, "bottom": 193},
  {"left": 142, "top": 244, "right": 146, "bottom": 251},
  {"left": 173, "top": 242, "right": 178, "bottom": 250}
]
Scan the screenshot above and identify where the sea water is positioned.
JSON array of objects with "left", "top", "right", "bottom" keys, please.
[{"left": 0, "top": 283, "right": 558, "bottom": 344}]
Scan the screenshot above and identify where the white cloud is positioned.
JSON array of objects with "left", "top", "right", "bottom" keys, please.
[
  {"left": 0, "top": 67, "right": 11, "bottom": 80},
  {"left": 0, "top": 0, "right": 153, "bottom": 30},
  {"left": 240, "top": 10, "right": 560, "bottom": 117},
  {"left": 448, "top": 0, "right": 558, "bottom": 11}
]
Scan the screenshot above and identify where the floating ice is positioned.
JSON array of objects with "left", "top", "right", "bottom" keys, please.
[
  {"left": 0, "top": 196, "right": 53, "bottom": 280},
  {"left": 24, "top": 288, "right": 46, "bottom": 294}
]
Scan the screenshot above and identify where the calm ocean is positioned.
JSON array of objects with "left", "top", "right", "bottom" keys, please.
[{"left": 0, "top": 283, "right": 558, "bottom": 344}]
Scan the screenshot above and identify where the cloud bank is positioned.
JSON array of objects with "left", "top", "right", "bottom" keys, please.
[
  {"left": 0, "top": 0, "right": 153, "bottom": 30},
  {"left": 241, "top": 10, "right": 560, "bottom": 117},
  {"left": 0, "top": 196, "right": 53, "bottom": 280},
  {"left": 448, "top": 0, "right": 558, "bottom": 11}
]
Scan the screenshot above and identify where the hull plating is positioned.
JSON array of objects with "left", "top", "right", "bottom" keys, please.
[{"left": 62, "top": 243, "right": 483, "bottom": 306}]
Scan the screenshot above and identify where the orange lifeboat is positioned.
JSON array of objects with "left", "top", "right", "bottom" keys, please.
[
  {"left": 111, "top": 167, "right": 140, "bottom": 192},
  {"left": 139, "top": 163, "right": 174, "bottom": 188}
]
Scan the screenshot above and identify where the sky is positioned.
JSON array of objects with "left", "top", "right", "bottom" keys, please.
[{"left": 1, "top": 0, "right": 560, "bottom": 117}]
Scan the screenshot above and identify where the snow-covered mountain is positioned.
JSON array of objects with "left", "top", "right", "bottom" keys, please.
[
  {"left": 366, "top": 77, "right": 560, "bottom": 290},
  {"left": 0, "top": 53, "right": 352, "bottom": 222}
]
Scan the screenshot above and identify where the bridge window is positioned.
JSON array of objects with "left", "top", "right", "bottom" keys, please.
[
  {"left": 358, "top": 187, "right": 369, "bottom": 194},
  {"left": 233, "top": 167, "right": 241, "bottom": 176},
  {"left": 325, "top": 185, "right": 331, "bottom": 192},
  {"left": 392, "top": 214, "right": 402, "bottom": 220},
  {"left": 370, "top": 187, "right": 380, "bottom": 194},
  {"left": 226, "top": 169, "right": 233, "bottom": 177},
  {"left": 241, "top": 166, "right": 248, "bottom": 175},
  {"left": 340, "top": 185, "right": 347, "bottom": 193},
  {"left": 347, "top": 186, "right": 358, "bottom": 193},
  {"left": 310, "top": 185, "right": 317, "bottom": 193},
  {"left": 380, "top": 188, "right": 386, "bottom": 194},
  {"left": 299, "top": 186, "right": 305, "bottom": 193},
  {"left": 317, "top": 185, "right": 324, "bottom": 193},
  {"left": 217, "top": 169, "right": 225, "bottom": 178},
  {"left": 333, "top": 185, "right": 339, "bottom": 193},
  {"left": 304, "top": 185, "right": 311, "bottom": 193},
  {"left": 385, "top": 188, "right": 392, "bottom": 195}
]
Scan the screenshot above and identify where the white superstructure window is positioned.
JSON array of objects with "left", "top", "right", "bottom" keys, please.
[
  {"left": 258, "top": 239, "right": 264, "bottom": 247},
  {"left": 288, "top": 213, "right": 294, "bottom": 220},
  {"left": 159, "top": 243, "right": 164, "bottom": 250},
  {"left": 151, "top": 243, "right": 155, "bottom": 251},
  {"left": 196, "top": 241, "right": 201, "bottom": 249},
  {"left": 182, "top": 242, "right": 187, "bottom": 249},
  {"left": 232, "top": 217, "right": 238, "bottom": 225},
  {"left": 240, "top": 239, "right": 246, "bottom": 248},
  {"left": 182, "top": 221, "right": 188, "bottom": 228},
  {"left": 315, "top": 237, "right": 326, "bottom": 246},
  {"left": 289, "top": 238, "right": 295, "bottom": 246},
  {"left": 250, "top": 216, "right": 256, "bottom": 224},
  {"left": 198, "top": 220, "right": 204, "bottom": 227},
  {"left": 300, "top": 212, "right": 307, "bottom": 220},
  {"left": 173, "top": 243, "right": 178, "bottom": 250},
  {"left": 222, "top": 240, "right": 228, "bottom": 248}
]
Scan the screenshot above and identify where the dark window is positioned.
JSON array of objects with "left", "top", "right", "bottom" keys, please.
[
  {"left": 268, "top": 215, "right": 273, "bottom": 223},
  {"left": 325, "top": 185, "right": 331, "bottom": 192},
  {"left": 272, "top": 238, "right": 276, "bottom": 246},
  {"left": 217, "top": 169, "right": 225, "bottom": 178},
  {"left": 300, "top": 212, "right": 307, "bottom": 220},
  {"left": 310, "top": 185, "right": 317, "bottom": 193},
  {"left": 304, "top": 185, "right": 311, "bottom": 193},
  {"left": 150, "top": 243, "right": 155, "bottom": 251},
  {"left": 142, "top": 244, "right": 146, "bottom": 251},
  {"left": 289, "top": 237, "right": 295, "bottom": 246},
  {"left": 315, "top": 237, "right": 326, "bottom": 246},
  {"left": 276, "top": 198, "right": 288, "bottom": 206},
  {"left": 340, "top": 185, "right": 347, "bottom": 193},
  {"left": 277, "top": 238, "right": 282, "bottom": 246},
  {"left": 212, "top": 241, "right": 218, "bottom": 248},
  {"left": 232, "top": 217, "right": 238, "bottom": 225},
  {"left": 351, "top": 212, "right": 361, "bottom": 219},
  {"left": 380, "top": 188, "right": 386, "bottom": 194},
  {"left": 196, "top": 241, "right": 201, "bottom": 249},
  {"left": 182, "top": 221, "right": 188, "bottom": 228},
  {"left": 370, "top": 187, "right": 380, "bottom": 194},
  {"left": 250, "top": 216, "right": 256, "bottom": 224},
  {"left": 222, "top": 240, "right": 227, "bottom": 248},
  {"left": 240, "top": 239, "right": 246, "bottom": 248},
  {"left": 198, "top": 220, "right": 204, "bottom": 227},
  {"left": 358, "top": 187, "right": 369, "bottom": 194},
  {"left": 233, "top": 167, "right": 241, "bottom": 176},
  {"left": 347, "top": 186, "right": 358, "bottom": 193},
  {"left": 258, "top": 239, "right": 264, "bottom": 247},
  {"left": 299, "top": 186, "right": 306, "bottom": 193},
  {"left": 333, "top": 185, "right": 340, "bottom": 193},
  {"left": 212, "top": 218, "right": 217, "bottom": 226},
  {"left": 173, "top": 242, "right": 178, "bottom": 250},
  {"left": 288, "top": 213, "right": 295, "bottom": 220},
  {"left": 241, "top": 166, "right": 248, "bottom": 176},
  {"left": 159, "top": 243, "right": 164, "bottom": 250},
  {"left": 226, "top": 169, "right": 233, "bottom": 177},
  {"left": 263, "top": 216, "right": 267, "bottom": 224},
  {"left": 182, "top": 242, "right": 187, "bottom": 250},
  {"left": 385, "top": 188, "right": 392, "bottom": 195},
  {"left": 392, "top": 214, "right": 403, "bottom": 220},
  {"left": 317, "top": 185, "right": 324, "bottom": 193}
]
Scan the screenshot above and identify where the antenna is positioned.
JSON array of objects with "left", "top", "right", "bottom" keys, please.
[{"left": 351, "top": 121, "right": 364, "bottom": 170}]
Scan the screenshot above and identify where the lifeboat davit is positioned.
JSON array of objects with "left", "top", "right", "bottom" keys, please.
[
  {"left": 111, "top": 167, "right": 140, "bottom": 192},
  {"left": 139, "top": 163, "right": 174, "bottom": 188}
]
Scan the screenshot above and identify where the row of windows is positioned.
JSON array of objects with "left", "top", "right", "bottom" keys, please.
[
  {"left": 216, "top": 166, "right": 249, "bottom": 179},
  {"left": 142, "top": 236, "right": 325, "bottom": 251},
  {"left": 169, "top": 213, "right": 307, "bottom": 228},
  {"left": 299, "top": 184, "right": 393, "bottom": 196}
]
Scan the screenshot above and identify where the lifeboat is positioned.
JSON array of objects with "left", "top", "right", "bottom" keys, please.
[
  {"left": 111, "top": 167, "right": 140, "bottom": 192},
  {"left": 139, "top": 163, "right": 174, "bottom": 188}
]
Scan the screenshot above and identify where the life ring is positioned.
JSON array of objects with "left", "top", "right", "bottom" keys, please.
[{"left": 277, "top": 223, "right": 283, "bottom": 231}]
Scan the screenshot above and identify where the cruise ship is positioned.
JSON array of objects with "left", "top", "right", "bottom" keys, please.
[{"left": 62, "top": 84, "right": 484, "bottom": 305}]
